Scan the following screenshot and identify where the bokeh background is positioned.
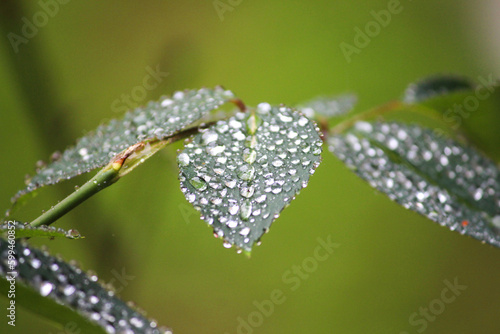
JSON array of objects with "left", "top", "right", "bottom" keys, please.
[{"left": 1, "top": 1, "right": 500, "bottom": 333}]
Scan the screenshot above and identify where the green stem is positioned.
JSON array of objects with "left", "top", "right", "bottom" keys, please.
[
  {"left": 30, "top": 167, "right": 120, "bottom": 228},
  {"left": 28, "top": 126, "right": 205, "bottom": 228}
]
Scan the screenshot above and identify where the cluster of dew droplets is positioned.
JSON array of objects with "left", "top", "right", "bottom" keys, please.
[
  {"left": 329, "top": 121, "right": 500, "bottom": 247},
  {"left": 17, "top": 87, "right": 234, "bottom": 201},
  {"left": 1, "top": 221, "right": 82, "bottom": 239},
  {"left": 178, "top": 103, "right": 323, "bottom": 251},
  {"left": 0, "top": 239, "right": 172, "bottom": 334}
]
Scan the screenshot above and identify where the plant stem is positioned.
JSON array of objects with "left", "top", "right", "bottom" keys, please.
[
  {"left": 28, "top": 126, "right": 207, "bottom": 228},
  {"left": 330, "top": 101, "right": 403, "bottom": 135},
  {"left": 30, "top": 166, "right": 120, "bottom": 228}
]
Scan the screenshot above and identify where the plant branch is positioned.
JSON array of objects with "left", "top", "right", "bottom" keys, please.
[
  {"left": 29, "top": 166, "right": 120, "bottom": 228},
  {"left": 28, "top": 126, "right": 207, "bottom": 228}
]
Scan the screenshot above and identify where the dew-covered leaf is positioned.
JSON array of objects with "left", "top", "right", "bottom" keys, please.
[
  {"left": 298, "top": 93, "right": 357, "bottom": 119},
  {"left": 329, "top": 121, "right": 500, "bottom": 247},
  {"left": 0, "top": 221, "right": 83, "bottom": 239},
  {"left": 403, "top": 75, "right": 475, "bottom": 104},
  {"left": 178, "top": 103, "right": 323, "bottom": 252},
  {"left": 16, "top": 87, "right": 235, "bottom": 201},
  {"left": 0, "top": 238, "right": 171, "bottom": 333}
]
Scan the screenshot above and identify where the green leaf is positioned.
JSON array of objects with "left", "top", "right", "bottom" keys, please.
[
  {"left": 178, "top": 103, "right": 323, "bottom": 252},
  {"left": 15, "top": 87, "right": 235, "bottom": 201},
  {"left": 0, "top": 221, "right": 83, "bottom": 239},
  {"left": 298, "top": 93, "right": 357, "bottom": 119},
  {"left": 0, "top": 238, "right": 172, "bottom": 333},
  {"left": 402, "top": 75, "right": 500, "bottom": 161},
  {"left": 403, "top": 75, "right": 475, "bottom": 104},
  {"left": 329, "top": 121, "right": 500, "bottom": 247}
]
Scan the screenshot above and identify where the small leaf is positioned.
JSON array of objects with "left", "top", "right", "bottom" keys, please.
[
  {"left": 0, "top": 221, "right": 83, "bottom": 239},
  {"left": 15, "top": 87, "right": 235, "bottom": 201},
  {"left": 403, "top": 75, "right": 475, "bottom": 104},
  {"left": 0, "top": 238, "right": 172, "bottom": 333},
  {"left": 298, "top": 93, "right": 357, "bottom": 119},
  {"left": 178, "top": 103, "right": 323, "bottom": 252},
  {"left": 329, "top": 121, "right": 500, "bottom": 247}
]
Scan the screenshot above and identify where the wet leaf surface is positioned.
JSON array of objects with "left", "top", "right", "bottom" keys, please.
[
  {"left": 178, "top": 103, "right": 322, "bottom": 252},
  {"left": 329, "top": 121, "right": 500, "bottom": 247},
  {"left": 0, "top": 238, "right": 171, "bottom": 333},
  {"left": 16, "top": 87, "right": 235, "bottom": 201}
]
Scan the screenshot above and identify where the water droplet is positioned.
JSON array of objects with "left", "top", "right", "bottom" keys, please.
[
  {"left": 210, "top": 197, "right": 222, "bottom": 205},
  {"left": 243, "top": 149, "right": 257, "bottom": 164},
  {"left": 473, "top": 188, "right": 483, "bottom": 201},
  {"left": 229, "top": 119, "right": 242, "bottom": 129},
  {"left": 246, "top": 113, "right": 262, "bottom": 135},
  {"left": 227, "top": 220, "right": 238, "bottom": 228},
  {"left": 130, "top": 317, "right": 145, "bottom": 328},
  {"left": 31, "top": 258, "right": 41, "bottom": 269},
  {"left": 189, "top": 177, "right": 207, "bottom": 191},
  {"left": 207, "top": 145, "right": 225, "bottom": 156},
  {"left": 269, "top": 125, "right": 280, "bottom": 132},
  {"left": 225, "top": 180, "right": 237, "bottom": 188},
  {"left": 255, "top": 194, "right": 267, "bottom": 203},
  {"left": 272, "top": 159, "right": 284, "bottom": 167},
  {"left": 173, "top": 91, "right": 185, "bottom": 100},
  {"left": 239, "top": 227, "right": 251, "bottom": 236},
  {"left": 229, "top": 202, "right": 239, "bottom": 215},
  {"left": 240, "top": 186, "right": 255, "bottom": 198},
  {"left": 39, "top": 282, "right": 54, "bottom": 296},
  {"left": 201, "top": 131, "right": 218, "bottom": 145},
  {"left": 233, "top": 131, "right": 246, "bottom": 141},
  {"left": 278, "top": 114, "right": 293, "bottom": 122},
  {"left": 161, "top": 98, "right": 174, "bottom": 107},
  {"left": 257, "top": 102, "right": 272, "bottom": 114},
  {"left": 387, "top": 137, "right": 398, "bottom": 150},
  {"left": 240, "top": 201, "right": 252, "bottom": 220},
  {"left": 177, "top": 153, "right": 190, "bottom": 166},
  {"left": 298, "top": 117, "right": 309, "bottom": 127},
  {"left": 63, "top": 285, "right": 76, "bottom": 296},
  {"left": 492, "top": 216, "right": 500, "bottom": 228},
  {"left": 78, "top": 148, "right": 89, "bottom": 156},
  {"left": 237, "top": 164, "right": 256, "bottom": 181},
  {"left": 355, "top": 121, "right": 373, "bottom": 133},
  {"left": 66, "top": 229, "right": 81, "bottom": 239}
]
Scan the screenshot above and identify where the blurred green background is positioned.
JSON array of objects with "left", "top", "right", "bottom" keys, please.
[{"left": 1, "top": 1, "right": 499, "bottom": 333}]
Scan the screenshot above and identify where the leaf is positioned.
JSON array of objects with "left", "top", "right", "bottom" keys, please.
[
  {"left": 403, "top": 75, "right": 475, "bottom": 104},
  {"left": 329, "top": 121, "right": 500, "bottom": 247},
  {"left": 0, "top": 220, "right": 83, "bottom": 239},
  {"left": 178, "top": 103, "right": 323, "bottom": 252},
  {"left": 15, "top": 87, "right": 236, "bottom": 201},
  {"left": 0, "top": 238, "right": 172, "bottom": 334},
  {"left": 298, "top": 93, "right": 357, "bottom": 119}
]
